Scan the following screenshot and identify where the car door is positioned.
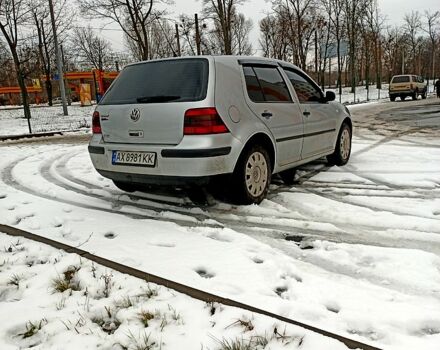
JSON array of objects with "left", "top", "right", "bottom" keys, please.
[
  {"left": 282, "top": 67, "right": 337, "bottom": 159},
  {"left": 242, "top": 64, "right": 304, "bottom": 166}
]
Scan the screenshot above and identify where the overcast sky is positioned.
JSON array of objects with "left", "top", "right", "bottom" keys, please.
[{"left": 97, "top": 0, "right": 440, "bottom": 54}]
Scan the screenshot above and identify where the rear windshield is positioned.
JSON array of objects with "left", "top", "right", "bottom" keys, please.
[
  {"left": 100, "top": 58, "right": 209, "bottom": 105},
  {"left": 392, "top": 76, "right": 410, "bottom": 83}
]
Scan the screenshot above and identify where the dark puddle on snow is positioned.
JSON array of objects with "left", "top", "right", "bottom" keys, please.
[
  {"left": 104, "top": 232, "right": 117, "bottom": 239},
  {"left": 195, "top": 268, "right": 215, "bottom": 279},
  {"left": 285, "top": 235, "right": 314, "bottom": 250},
  {"left": 0, "top": 194, "right": 7, "bottom": 199}
]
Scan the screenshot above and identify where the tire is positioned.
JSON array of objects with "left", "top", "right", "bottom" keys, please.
[
  {"left": 390, "top": 95, "right": 396, "bottom": 102},
  {"left": 113, "top": 180, "right": 136, "bottom": 193},
  {"left": 279, "top": 168, "right": 297, "bottom": 186},
  {"left": 327, "top": 123, "right": 352, "bottom": 166},
  {"left": 412, "top": 90, "right": 418, "bottom": 100},
  {"left": 231, "top": 144, "right": 272, "bottom": 204},
  {"left": 400, "top": 95, "right": 406, "bottom": 101}
]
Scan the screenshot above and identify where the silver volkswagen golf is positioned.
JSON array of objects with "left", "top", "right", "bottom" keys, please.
[{"left": 88, "top": 56, "right": 352, "bottom": 204}]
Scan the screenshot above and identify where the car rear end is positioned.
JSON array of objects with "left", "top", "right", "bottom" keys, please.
[
  {"left": 88, "top": 57, "right": 242, "bottom": 186},
  {"left": 389, "top": 75, "right": 413, "bottom": 99}
]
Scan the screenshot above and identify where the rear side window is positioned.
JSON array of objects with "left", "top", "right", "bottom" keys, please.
[
  {"left": 392, "top": 76, "right": 410, "bottom": 83},
  {"left": 243, "top": 66, "right": 265, "bottom": 102},
  {"left": 243, "top": 65, "right": 292, "bottom": 102},
  {"left": 100, "top": 58, "right": 209, "bottom": 105}
]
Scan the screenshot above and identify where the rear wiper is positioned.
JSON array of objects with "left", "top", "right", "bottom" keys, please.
[{"left": 136, "top": 95, "right": 181, "bottom": 103}]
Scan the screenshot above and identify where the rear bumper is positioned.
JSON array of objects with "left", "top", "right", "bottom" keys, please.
[
  {"left": 96, "top": 169, "right": 212, "bottom": 185},
  {"left": 88, "top": 133, "right": 242, "bottom": 182},
  {"left": 389, "top": 90, "right": 414, "bottom": 96}
]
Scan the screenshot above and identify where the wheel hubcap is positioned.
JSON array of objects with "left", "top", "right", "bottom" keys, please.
[
  {"left": 245, "top": 152, "right": 268, "bottom": 197},
  {"left": 340, "top": 128, "right": 351, "bottom": 160}
]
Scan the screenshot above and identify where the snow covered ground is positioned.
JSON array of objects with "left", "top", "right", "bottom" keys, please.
[
  {"left": 0, "top": 233, "right": 348, "bottom": 350},
  {"left": 0, "top": 99, "right": 440, "bottom": 349},
  {"left": 0, "top": 104, "right": 94, "bottom": 136}
]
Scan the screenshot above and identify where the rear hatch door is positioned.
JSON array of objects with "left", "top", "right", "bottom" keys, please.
[
  {"left": 390, "top": 76, "right": 411, "bottom": 91},
  {"left": 98, "top": 58, "right": 210, "bottom": 145}
]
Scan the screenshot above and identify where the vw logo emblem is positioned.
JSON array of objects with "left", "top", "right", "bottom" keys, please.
[{"left": 130, "top": 108, "right": 141, "bottom": 122}]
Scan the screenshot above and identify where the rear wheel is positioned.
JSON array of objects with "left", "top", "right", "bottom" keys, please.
[
  {"left": 279, "top": 168, "right": 297, "bottom": 185},
  {"left": 113, "top": 181, "right": 136, "bottom": 193},
  {"left": 327, "top": 123, "right": 352, "bottom": 166},
  {"left": 231, "top": 145, "right": 271, "bottom": 204}
]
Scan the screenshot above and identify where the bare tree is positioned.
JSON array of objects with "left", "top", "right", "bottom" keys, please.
[
  {"left": 30, "top": 0, "right": 73, "bottom": 106},
  {"left": 231, "top": 12, "right": 252, "bottom": 55},
  {"left": 0, "top": 0, "right": 32, "bottom": 130},
  {"left": 423, "top": 10, "right": 440, "bottom": 86},
  {"left": 72, "top": 26, "right": 113, "bottom": 70},
  {"left": 404, "top": 11, "right": 422, "bottom": 73},
  {"left": 202, "top": 0, "right": 246, "bottom": 55},
  {"left": 322, "top": 0, "right": 345, "bottom": 96},
  {"left": 259, "top": 14, "right": 289, "bottom": 59},
  {"left": 78, "top": 0, "right": 168, "bottom": 60}
]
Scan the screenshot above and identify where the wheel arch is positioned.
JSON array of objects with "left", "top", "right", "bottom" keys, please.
[{"left": 239, "top": 132, "right": 276, "bottom": 172}]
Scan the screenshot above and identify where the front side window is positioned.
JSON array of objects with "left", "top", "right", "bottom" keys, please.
[
  {"left": 283, "top": 69, "right": 322, "bottom": 103},
  {"left": 243, "top": 65, "right": 292, "bottom": 103}
]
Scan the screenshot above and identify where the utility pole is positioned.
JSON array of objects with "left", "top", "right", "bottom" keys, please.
[
  {"left": 60, "top": 45, "right": 71, "bottom": 106},
  {"left": 314, "top": 29, "right": 318, "bottom": 82},
  {"left": 195, "top": 13, "right": 201, "bottom": 55},
  {"left": 48, "top": 0, "right": 68, "bottom": 115},
  {"left": 175, "top": 23, "right": 181, "bottom": 57}
]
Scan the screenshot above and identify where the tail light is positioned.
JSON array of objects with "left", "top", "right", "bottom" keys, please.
[
  {"left": 92, "top": 111, "right": 101, "bottom": 134},
  {"left": 184, "top": 108, "right": 229, "bottom": 135}
]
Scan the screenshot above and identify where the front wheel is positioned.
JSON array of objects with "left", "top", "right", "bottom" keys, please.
[
  {"left": 231, "top": 145, "right": 272, "bottom": 204},
  {"left": 327, "top": 123, "right": 352, "bottom": 166}
]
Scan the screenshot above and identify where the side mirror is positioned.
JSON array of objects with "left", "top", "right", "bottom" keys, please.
[{"left": 325, "top": 91, "right": 336, "bottom": 102}]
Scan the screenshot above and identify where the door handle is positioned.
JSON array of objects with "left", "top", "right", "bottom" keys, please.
[
  {"left": 303, "top": 111, "right": 311, "bottom": 117},
  {"left": 261, "top": 111, "right": 273, "bottom": 119}
]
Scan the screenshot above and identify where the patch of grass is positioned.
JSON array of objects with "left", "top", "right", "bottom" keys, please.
[
  {"left": 18, "top": 319, "right": 47, "bottom": 339},
  {"left": 115, "top": 296, "right": 134, "bottom": 309},
  {"left": 226, "top": 318, "right": 254, "bottom": 332},
  {"left": 91, "top": 306, "right": 121, "bottom": 334},
  {"left": 210, "top": 336, "right": 253, "bottom": 350},
  {"left": 125, "top": 330, "right": 157, "bottom": 350},
  {"left": 52, "top": 266, "right": 81, "bottom": 293},
  {"left": 168, "top": 305, "right": 183, "bottom": 324},
  {"left": 142, "top": 283, "right": 159, "bottom": 299},
  {"left": 138, "top": 310, "right": 155, "bottom": 327},
  {"left": 7, "top": 273, "right": 22, "bottom": 287},
  {"left": 100, "top": 273, "right": 113, "bottom": 298}
]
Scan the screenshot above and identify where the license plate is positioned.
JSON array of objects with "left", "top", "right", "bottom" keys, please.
[{"left": 112, "top": 150, "right": 156, "bottom": 167}]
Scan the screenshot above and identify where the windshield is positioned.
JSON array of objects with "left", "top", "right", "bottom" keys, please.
[{"left": 100, "top": 58, "right": 209, "bottom": 105}]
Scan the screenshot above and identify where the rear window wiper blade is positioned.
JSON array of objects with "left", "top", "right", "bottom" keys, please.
[{"left": 136, "top": 95, "right": 181, "bottom": 103}]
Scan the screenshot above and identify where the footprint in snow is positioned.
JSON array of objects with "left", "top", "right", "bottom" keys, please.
[
  {"left": 151, "top": 242, "right": 175, "bottom": 248},
  {"left": 195, "top": 268, "right": 215, "bottom": 279},
  {"left": 0, "top": 194, "right": 7, "bottom": 199},
  {"left": 275, "top": 286, "right": 288, "bottom": 297},
  {"left": 104, "top": 232, "right": 117, "bottom": 239},
  {"left": 325, "top": 302, "right": 341, "bottom": 314},
  {"left": 252, "top": 257, "right": 264, "bottom": 264}
]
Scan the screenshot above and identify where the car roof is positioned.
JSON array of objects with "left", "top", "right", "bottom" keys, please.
[{"left": 123, "top": 55, "right": 301, "bottom": 71}]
